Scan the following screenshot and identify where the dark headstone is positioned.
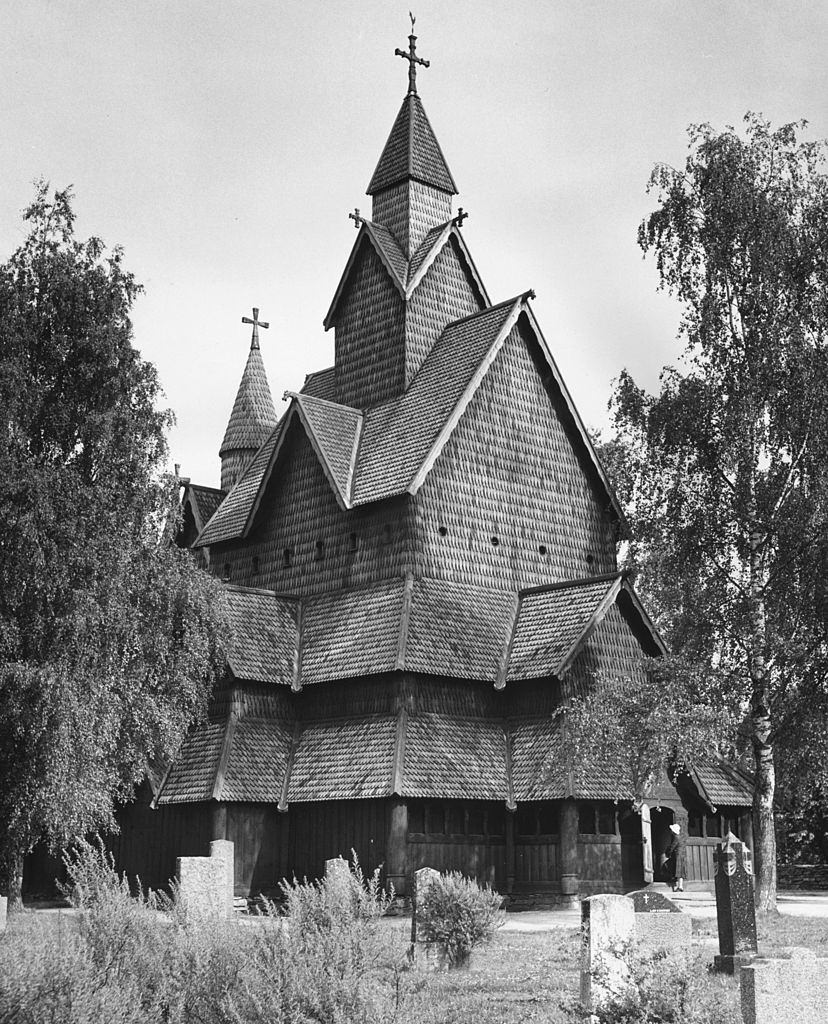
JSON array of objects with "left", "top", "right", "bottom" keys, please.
[
  {"left": 713, "top": 831, "right": 758, "bottom": 974},
  {"left": 628, "top": 889, "right": 682, "bottom": 914}
]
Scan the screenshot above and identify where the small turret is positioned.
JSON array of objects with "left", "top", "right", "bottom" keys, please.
[{"left": 219, "top": 307, "right": 278, "bottom": 491}]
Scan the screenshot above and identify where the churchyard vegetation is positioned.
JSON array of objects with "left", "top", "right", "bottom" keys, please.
[
  {"left": 580, "top": 114, "right": 828, "bottom": 913},
  {"left": 0, "top": 184, "right": 229, "bottom": 907},
  {"left": 413, "top": 870, "right": 505, "bottom": 967}
]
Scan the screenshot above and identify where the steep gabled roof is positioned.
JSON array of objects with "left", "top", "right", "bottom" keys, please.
[
  {"left": 183, "top": 484, "right": 226, "bottom": 535},
  {"left": 323, "top": 219, "right": 488, "bottom": 330},
  {"left": 220, "top": 342, "right": 279, "bottom": 455},
  {"left": 197, "top": 289, "right": 627, "bottom": 544},
  {"left": 367, "top": 92, "right": 457, "bottom": 195}
]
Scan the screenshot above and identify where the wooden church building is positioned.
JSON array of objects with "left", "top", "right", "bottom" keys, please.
[{"left": 115, "top": 29, "right": 753, "bottom": 903}]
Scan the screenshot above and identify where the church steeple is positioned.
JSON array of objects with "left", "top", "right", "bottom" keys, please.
[
  {"left": 219, "top": 308, "right": 278, "bottom": 491},
  {"left": 367, "top": 21, "right": 457, "bottom": 256}
]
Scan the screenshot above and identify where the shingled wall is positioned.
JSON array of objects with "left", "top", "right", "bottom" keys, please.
[{"left": 413, "top": 321, "right": 617, "bottom": 590}]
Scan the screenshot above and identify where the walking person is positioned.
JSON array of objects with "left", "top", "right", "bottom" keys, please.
[{"left": 664, "top": 822, "right": 686, "bottom": 892}]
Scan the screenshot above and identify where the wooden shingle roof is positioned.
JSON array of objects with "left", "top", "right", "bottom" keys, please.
[
  {"left": 220, "top": 342, "right": 279, "bottom": 456},
  {"left": 367, "top": 92, "right": 457, "bottom": 195}
]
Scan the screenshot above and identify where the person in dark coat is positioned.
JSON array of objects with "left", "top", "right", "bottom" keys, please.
[{"left": 664, "top": 822, "right": 687, "bottom": 891}]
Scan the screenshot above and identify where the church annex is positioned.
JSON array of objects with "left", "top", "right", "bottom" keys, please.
[{"left": 114, "top": 28, "right": 753, "bottom": 903}]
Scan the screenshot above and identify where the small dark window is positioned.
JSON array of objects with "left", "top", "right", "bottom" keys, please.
[
  {"left": 222, "top": 562, "right": 231, "bottom": 580},
  {"left": 282, "top": 548, "right": 292, "bottom": 568},
  {"left": 586, "top": 552, "right": 595, "bottom": 566},
  {"left": 349, "top": 532, "right": 358, "bottom": 552},
  {"left": 446, "top": 804, "right": 464, "bottom": 835},
  {"left": 538, "top": 803, "right": 559, "bottom": 835},
  {"left": 688, "top": 812, "right": 704, "bottom": 838},
  {"left": 381, "top": 523, "right": 392, "bottom": 545},
  {"left": 517, "top": 804, "right": 536, "bottom": 836},
  {"left": 705, "top": 813, "right": 722, "bottom": 838},
  {"left": 425, "top": 802, "right": 445, "bottom": 835},
  {"left": 578, "top": 804, "right": 597, "bottom": 835},
  {"left": 597, "top": 803, "right": 616, "bottom": 836},
  {"left": 438, "top": 525, "right": 448, "bottom": 537},
  {"left": 538, "top": 544, "right": 547, "bottom": 556},
  {"left": 488, "top": 804, "right": 506, "bottom": 836},
  {"left": 408, "top": 801, "right": 424, "bottom": 834},
  {"left": 491, "top": 535, "right": 499, "bottom": 547},
  {"left": 315, "top": 539, "right": 325, "bottom": 561},
  {"left": 467, "top": 806, "right": 485, "bottom": 835},
  {"left": 252, "top": 556, "right": 259, "bottom": 575}
]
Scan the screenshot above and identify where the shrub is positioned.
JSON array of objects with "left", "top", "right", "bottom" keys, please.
[{"left": 415, "top": 871, "right": 504, "bottom": 968}]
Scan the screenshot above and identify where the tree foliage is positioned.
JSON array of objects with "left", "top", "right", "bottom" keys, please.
[
  {"left": 599, "top": 115, "right": 828, "bottom": 912},
  {"left": 0, "top": 184, "right": 228, "bottom": 903}
]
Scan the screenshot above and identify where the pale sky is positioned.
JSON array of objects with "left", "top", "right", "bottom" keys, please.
[{"left": 2, "top": 1, "right": 826, "bottom": 488}]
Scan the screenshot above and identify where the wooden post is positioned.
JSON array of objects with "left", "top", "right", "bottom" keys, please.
[
  {"left": 560, "top": 798, "right": 579, "bottom": 905},
  {"left": 211, "top": 802, "right": 227, "bottom": 842},
  {"left": 386, "top": 797, "right": 409, "bottom": 897},
  {"left": 505, "top": 809, "right": 516, "bottom": 894}
]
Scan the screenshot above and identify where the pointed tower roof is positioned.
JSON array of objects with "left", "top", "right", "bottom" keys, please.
[
  {"left": 367, "top": 92, "right": 457, "bottom": 196},
  {"left": 220, "top": 310, "right": 279, "bottom": 456}
]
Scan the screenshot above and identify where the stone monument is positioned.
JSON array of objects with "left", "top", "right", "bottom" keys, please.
[
  {"left": 410, "top": 866, "right": 442, "bottom": 969},
  {"left": 0, "top": 894, "right": 7, "bottom": 935},
  {"left": 177, "top": 840, "right": 235, "bottom": 919},
  {"left": 713, "top": 831, "right": 757, "bottom": 973},
  {"left": 741, "top": 948, "right": 828, "bottom": 1024},
  {"left": 627, "top": 889, "right": 692, "bottom": 954},
  {"left": 580, "top": 893, "right": 637, "bottom": 1012},
  {"left": 324, "top": 856, "right": 352, "bottom": 900}
]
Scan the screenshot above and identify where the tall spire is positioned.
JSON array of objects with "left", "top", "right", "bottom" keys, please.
[{"left": 219, "top": 307, "right": 278, "bottom": 491}]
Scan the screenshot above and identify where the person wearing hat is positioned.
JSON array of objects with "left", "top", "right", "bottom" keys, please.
[{"left": 664, "top": 822, "right": 687, "bottom": 892}]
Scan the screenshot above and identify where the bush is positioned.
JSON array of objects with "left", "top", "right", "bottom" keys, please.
[
  {"left": 0, "top": 841, "right": 417, "bottom": 1024},
  {"left": 415, "top": 871, "right": 504, "bottom": 968}
]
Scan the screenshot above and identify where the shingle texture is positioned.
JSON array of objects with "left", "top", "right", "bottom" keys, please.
[
  {"left": 694, "top": 761, "right": 753, "bottom": 805},
  {"left": 295, "top": 394, "right": 362, "bottom": 502},
  {"left": 288, "top": 717, "right": 396, "bottom": 801},
  {"left": 225, "top": 587, "right": 298, "bottom": 684},
  {"left": 367, "top": 94, "right": 457, "bottom": 195},
  {"left": 189, "top": 486, "right": 225, "bottom": 530},
  {"left": 159, "top": 723, "right": 226, "bottom": 804},
  {"left": 221, "top": 719, "right": 293, "bottom": 802},
  {"left": 220, "top": 344, "right": 278, "bottom": 455},
  {"left": 509, "top": 577, "right": 618, "bottom": 680},
  {"left": 402, "top": 714, "right": 508, "bottom": 799}
]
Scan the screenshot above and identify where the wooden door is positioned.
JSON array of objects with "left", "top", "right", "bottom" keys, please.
[{"left": 641, "top": 804, "right": 653, "bottom": 883}]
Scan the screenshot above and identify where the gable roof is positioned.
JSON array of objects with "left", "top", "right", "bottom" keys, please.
[
  {"left": 183, "top": 484, "right": 226, "bottom": 535},
  {"left": 220, "top": 342, "right": 279, "bottom": 455},
  {"left": 323, "top": 219, "right": 488, "bottom": 330},
  {"left": 367, "top": 92, "right": 457, "bottom": 195},
  {"left": 196, "top": 291, "right": 627, "bottom": 546},
  {"left": 215, "top": 572, "right": 662, "bottom": 689}
]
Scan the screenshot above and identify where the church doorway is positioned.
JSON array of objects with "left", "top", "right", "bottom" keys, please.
[{"left": 650, "top": 807, "right": 676, "bottom": 882}]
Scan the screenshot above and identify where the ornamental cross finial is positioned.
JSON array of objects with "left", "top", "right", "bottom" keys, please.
[
  {"left": 241, "top": 306, "right": 269, "bottom": 350},
  {"left": 349, "top": 207, "right": 362, "bottom": 229},
  {"left": 395, "top": 12, "right": 429, "bottom": 95}
]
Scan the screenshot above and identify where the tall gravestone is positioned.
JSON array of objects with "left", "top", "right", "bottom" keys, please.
[
  {"left": 580, "top": 894, "right": 637, "bottom": 1012},
  {"left": 410, "top": 866, "right": 442, "bottom": 970},
  {"left": 713, "top": 831, "right": 757, "bottom": 974},
  {"left": 177, "top": 839, "right": 235, "bottom": 920},
  {"left": 0, "top": 895, "right": 7, "bottom": 935}
]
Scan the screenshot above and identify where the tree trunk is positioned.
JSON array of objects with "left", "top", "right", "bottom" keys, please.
[
  {"left": 6, "top": 845, "right": 25, "bottom": 911},
  {"left": 749, "top": 525, "right": 777, "bottom": 914}
]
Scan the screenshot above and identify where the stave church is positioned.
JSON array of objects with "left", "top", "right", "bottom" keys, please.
[{"left": 112, "top": 26, "right": 752, "bottom": 904}]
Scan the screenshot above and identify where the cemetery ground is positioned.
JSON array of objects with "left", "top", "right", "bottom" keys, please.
[{"left": 2, "top": 891, "right": 828, "bottom": 1024}]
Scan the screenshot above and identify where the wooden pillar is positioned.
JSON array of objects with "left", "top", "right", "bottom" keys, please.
[
  {"left": 386, "top": 797, "right": 409, "bottom": 897},
  {"left": 559, "top": 798, "right": 579, "bottom": 905},
  {"left": 211, "top": 802, "right": 227, "bottom": 842},
  {"left": 505, "top": 809, "right": 516, "bottom": 894}
]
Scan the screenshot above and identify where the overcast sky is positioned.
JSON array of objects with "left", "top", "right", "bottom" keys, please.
[{"left": 2, "top": 1, "right": 826, "bottom": 488}]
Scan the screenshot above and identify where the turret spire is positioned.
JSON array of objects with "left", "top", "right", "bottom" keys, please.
[{"left": 394, "top": 12, "right": 429, "bottom": 95}]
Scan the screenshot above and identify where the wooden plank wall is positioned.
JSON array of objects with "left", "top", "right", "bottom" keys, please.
[
  {"left": 228, "top": 799, "right": 390, "bottom": 897},
  {"left": 685, "top": 839, "right": 716, "bottom": 881},
  {"left": 408, "top": 839, "right": 505, "bottom": 887},
  {"left": 579, "top": 837, "right": 623, "bottom": 886},
  {"left": 515, "top": 841, "right": 560, "bottom": 883}
]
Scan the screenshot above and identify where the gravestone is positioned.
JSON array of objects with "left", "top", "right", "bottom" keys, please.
[
  {"left": 0, "top": 895, "right": 6, "bottom": 934},
  {"left": 713, "top": 832, "right": 757, "bottom": 973},
  {"left": 410, "top": 866, "right": 442, "bottom": 970},
  {"left": 580, "top": 894, "right": 637, "bottom": 1012},
  {"left": 177, "top": 840, "right": 235, "bottom": 919},
  {"left": 628, "top": 889, "right": 692, "bottom": 954},
  {"left": 741, "top": 948, "right": 828, "bottom": 1024},
  {"left": 325, "top": 856, "right": 352, "bottom": 904}
]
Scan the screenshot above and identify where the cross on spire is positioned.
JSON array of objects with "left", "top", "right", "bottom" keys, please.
[
  {"left": 349, "top": 207, "right": 362, "bottom": 229},
  {"left": 394, "top": 12, "right": 429, "bottom": 95},
  {"left": 242, "top": 307, "right": 269, "bottom": 350}
]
